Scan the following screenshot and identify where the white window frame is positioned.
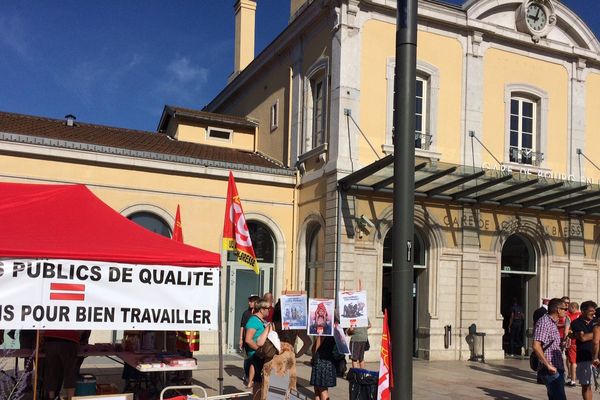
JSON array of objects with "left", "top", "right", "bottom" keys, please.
[
  {"left": 302, "top": 58, "right": 329, "bottom": 154},
  {"left": 415, "top": 77, "right": 428, "bottom": 150},
  {"left": 306, "top": 224, "right": 324, "bottom": 298},
  {"left": 504, "top": 84, "right": 548, "bottom": 168},
  {"left": 384, "top": 59, "right": 440, "bottom": 158},
  {"left": 509, "top": 97, "right": 537, "bottom": 165},
  {"left": 206, "top": 126, "right": 233, "bottom": 143},
  {"left": 270, "top": 99, "right": 279, "bottom": 131}
]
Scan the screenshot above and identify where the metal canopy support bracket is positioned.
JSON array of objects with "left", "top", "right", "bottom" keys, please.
[
  {"left": 521, "top": 184, "right": 588, "bottom": 208},
  {"left": 564, "top": 197, "right": 600, "bottom": 212},
  {"left": 426, "top": 170, "right": 485, "bottom": 196},
  {"left": 372, "top": 161, "right": 427, "bottom": 191},
  {"left": 414, "top": 167, "right": 457, "bottom": 189},
  {"left": 338, "top": 154, "right": 394, "bottom": 191},
  {"left": 499, "top": 182, "right": 564, "bottom": 205},
  {"left": 544, "top": 190, "right": 600, "bottom": 210},
  {"left": 452, "top": 174, "right": 512, "bottom": 200},
  {"left": 476, "top": 179, "right": 538, "bottom": 202}
]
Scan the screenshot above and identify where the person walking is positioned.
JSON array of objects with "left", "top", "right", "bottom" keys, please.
[
  {"left": 311, "top": 335, "right": 337, "bottom": 400},
  {"left": 240, "top": 295, "right": 260, "bottom": 386},
  {"left": 566, "top": 301, "right": 581, "bottom": 387},
  {"left": 508, "top": 298, "right": 525, "bottom": 356},
  {"left": 571, "top": 300, "right": 597, "bottom": 400},
  {"left": 244, "top": 300, "right": 272, "bottom": 395},
  {"left": 532, "top": 297, "right": 568, "bottom": 400},
  {"left": 348, "top": 320, "right": 371, "bottom": 369}
]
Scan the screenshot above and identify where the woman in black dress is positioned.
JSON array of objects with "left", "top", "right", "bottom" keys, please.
[{"left": 310, "top": 335, "right": 337, "bottom": 400}]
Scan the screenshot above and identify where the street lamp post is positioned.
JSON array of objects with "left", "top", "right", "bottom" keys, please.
[{"left": 392, "top": 0, "right": 417, "bottom": 399}]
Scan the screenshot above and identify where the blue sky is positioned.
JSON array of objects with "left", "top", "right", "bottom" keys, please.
[{"left": 0, "top": 0, "right": 598, "bottom": 132}]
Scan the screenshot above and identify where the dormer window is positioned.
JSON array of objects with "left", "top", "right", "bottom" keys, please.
[{"left": 207, "top": 127, "right": 232, "bottom": 142}]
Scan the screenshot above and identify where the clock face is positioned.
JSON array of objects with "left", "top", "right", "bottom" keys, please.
[{"left": 526, "top": 3, "right": 547, "bottom": 32}]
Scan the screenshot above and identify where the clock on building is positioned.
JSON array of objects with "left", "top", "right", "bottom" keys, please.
[{"left": 515, "top": 0, "right": 556, "bottom": 41}]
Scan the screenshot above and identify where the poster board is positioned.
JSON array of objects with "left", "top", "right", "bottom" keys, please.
[
  {"left": 307, "top": 298, "right": 334, "bottom": 336},
  {"left": 280, "top": 294, "right": 307, "bottom": 330},
  {"left": 338, "top": 290, "right": 368, "bottom": 328}
]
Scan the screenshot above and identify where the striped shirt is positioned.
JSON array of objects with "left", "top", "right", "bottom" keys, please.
[{"left": 533, "top": 313, "right": 563, "bottom": 371}]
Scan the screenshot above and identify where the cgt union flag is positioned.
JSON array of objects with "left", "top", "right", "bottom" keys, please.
[
  {"left": 222, "top": 171, "right": 259, "bottom": 274},
  {"left": 378, "top": 309, "right": 392, "bottom": 400},
  {"left": 172, "top": 204, "right": 184, "bottom": 243}
]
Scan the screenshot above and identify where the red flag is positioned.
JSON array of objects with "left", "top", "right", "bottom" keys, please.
[
  {"left": 222, "top": 171, "right": 259, "bottom": 274},
  {"left": 172, "top": 205, "right": 184, "bottom": 243},
  {"left": 378, "top": 309, "right": 392, "bottom": 400}
]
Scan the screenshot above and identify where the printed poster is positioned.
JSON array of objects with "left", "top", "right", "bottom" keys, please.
[
  {"left": 280, "top": 294, "right": 307, "bottom": 330},
  {"left": 307, "top": 298, "right": 334, "bottom": 336},
  {"left": 339, "top": 290, "right": 368, "bottom": 328},
  {"left": 333, "top": 324, "right": 351, "bottom": 355}
]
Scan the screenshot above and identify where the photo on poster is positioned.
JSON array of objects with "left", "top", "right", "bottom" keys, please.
[
  {"left": 280, "top": 294, "right": 307, "bottom": 330},
  {"left": 333, "top": 324, "right": 351, "bottom": 355},
  {"left": 339, "top": 290, "right": 368, "bottom": 328},
  {"left": 307, "top": 298, "right": 334, "bottom": 336}
]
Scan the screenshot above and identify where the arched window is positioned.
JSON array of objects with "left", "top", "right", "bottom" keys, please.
[
  {"left": 128, "top": 212, "right": 171, "bottom": 238},
  {"left": 385, "top": 59, "right": 439, "bottom": 155},
  {"left": 227, "top": 221, "right": 274, "bottom": 263},
  {"left": 501, "top": 234, "right": 536, "bottom": 274},
  {"left": 504, "top": 84, "right": 548, "bottom": 167},
  {"left": 303, "top": 59, "right": 328, "bottom": 153},
  {"left": 306, "top": 224, "right": 324, "bottom": 298}
]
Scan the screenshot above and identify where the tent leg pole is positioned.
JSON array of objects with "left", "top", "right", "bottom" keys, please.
[
  {"left": 33, "top": 330, "right": 40, "bottom": 400},
  {"left": 218, "top": 269, "right": 224, "bottom": 395}
]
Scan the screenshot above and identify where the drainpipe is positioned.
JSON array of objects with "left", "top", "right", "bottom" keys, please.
[{"left": 335, "top": 185, "right": 342, "bottom": 305}]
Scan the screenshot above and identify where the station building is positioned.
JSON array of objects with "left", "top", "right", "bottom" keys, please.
[{"left": 2, "top": 0, "right": 600, "bottom": 361}]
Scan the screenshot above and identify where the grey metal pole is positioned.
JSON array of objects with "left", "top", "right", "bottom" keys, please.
[
  {"left": 392, "top": 0, "right": 417, "bottom": 399},
  {"left": 217, "top": 269, "right": 224, "bottom": 395}
]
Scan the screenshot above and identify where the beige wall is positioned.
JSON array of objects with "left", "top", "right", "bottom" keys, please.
[
  {"left": 585, "top": 72, "right": 600, "bottom": 178},
  {"left": 483, "top": 48, "right": 569, "bottom": 171},
  {"left": 360, "top": 20, "right": 463, "bottom": 165}
]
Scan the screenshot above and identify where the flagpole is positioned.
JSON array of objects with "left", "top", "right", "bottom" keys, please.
[{"left": 217, "top": 268, "right": 224, "bottom": 396}]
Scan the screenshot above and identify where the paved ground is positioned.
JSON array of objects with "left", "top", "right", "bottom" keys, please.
[
  {"left": 81, "top": 354, "right": 578, "bottom": 399},
  {"left": 5, "top": 354, "right": 588, "bottom": 399}
]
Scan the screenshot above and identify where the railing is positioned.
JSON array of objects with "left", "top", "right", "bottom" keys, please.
[
  {"left": 415, "top": 132, "right": 432, "bottom": 151},
  {"left": 509, "top": 146, "right": 544, "bottom": 166}
]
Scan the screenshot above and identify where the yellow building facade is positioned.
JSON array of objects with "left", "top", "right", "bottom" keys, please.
[
  {"left": 205, "top": 0, "right": 600, "bottom": 361},
  {"left": 3, "top": 0, "right": 600, "bottom": 361}
]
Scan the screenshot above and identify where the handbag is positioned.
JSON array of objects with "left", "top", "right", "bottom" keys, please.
[
  {"left": 256, "top": 338, "right": 278, "bottom": 360},
  {"left": 529, "top": 339, "right": 554, "bottom": 371}
]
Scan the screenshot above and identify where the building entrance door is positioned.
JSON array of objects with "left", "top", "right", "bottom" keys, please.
[
  {"left": 500, "top": 234, "right": 537, "bottom": 356},
  {"left": 382, "top": 231, "right": 427, "bottom": 357},
  {"left": 226, "top": 264, "right": 274, "bottom": 353}
]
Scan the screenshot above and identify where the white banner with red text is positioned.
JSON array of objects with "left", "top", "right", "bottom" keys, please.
[{"left": 0, "top": 259, "right": 219, "bottom": 331}]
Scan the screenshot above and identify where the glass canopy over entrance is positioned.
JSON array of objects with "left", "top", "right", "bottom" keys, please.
[{"left": 339, "top": 155, "right": 600, "bottom": 215}]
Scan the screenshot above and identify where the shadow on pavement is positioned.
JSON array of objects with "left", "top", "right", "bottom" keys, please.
[
  {"left": 224, "top": 364, "right": 244, "bottom": 380},
  {"left": 468, "top": 362, "right": 537, "bottom": 384},
  {"left": 477, "top": 386, "right": 532, "bottom": 399}
]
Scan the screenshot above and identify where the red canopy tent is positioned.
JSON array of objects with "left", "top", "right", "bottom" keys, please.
[
  {"left": 0, "top": 182, "right": 222, "bottom": 332},
  {"left": 0, "top": 183, "right": 226, "bottom": 398},
  {"left": 0, "top": 182, "right": 220, "bottom": 266}
]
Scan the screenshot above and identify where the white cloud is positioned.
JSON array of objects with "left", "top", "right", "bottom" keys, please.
[{"left": 167, "top": 56, "right": 208, "bottom": 84}]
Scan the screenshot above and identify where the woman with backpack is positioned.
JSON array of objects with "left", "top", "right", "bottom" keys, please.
[{"left": 244, "top": 300, "right": 273, "bottom": 394}]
